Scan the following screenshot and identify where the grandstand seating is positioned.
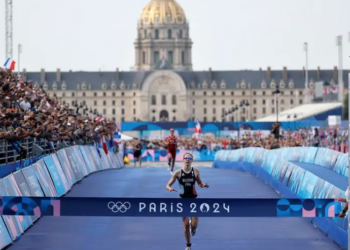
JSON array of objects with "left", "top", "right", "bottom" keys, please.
[{"left": 256, "top": 102, "right": 342, "bottom": 122}]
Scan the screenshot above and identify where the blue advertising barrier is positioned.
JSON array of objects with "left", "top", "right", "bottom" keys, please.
[
  {"left": 214, "top": 148, "right": 348, "bottom": 249},
  {"left": 0, "top": 155, "right": 46, "bottom": 179},
  {"left": 0, "top": 145, "right": 124, "bottom": 249}
]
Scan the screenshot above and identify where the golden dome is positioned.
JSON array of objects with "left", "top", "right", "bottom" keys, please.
[{"left": 140, "top": 0, "right": 187, "bottom": 25}]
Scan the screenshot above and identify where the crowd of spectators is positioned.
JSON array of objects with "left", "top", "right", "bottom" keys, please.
[
  {"left": 0, "top": 68, "right": 116, "bottom": 161},
  {"left": 122, "top": 126, "right": 349, "bottom": 153}
]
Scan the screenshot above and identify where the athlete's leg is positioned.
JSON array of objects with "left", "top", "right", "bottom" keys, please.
[
  {"left": 138, "top": 156, "right": 142, "bottom": 167},
  {"left": 171, "top": 151, "right": 176, "bottom": 171},
  {"left": 190, "top": 217, "right": 198, "bottom": 236},
  {"left": 182, "top": 217, "right": 191, "bottom": 249},
  {"left": 168, "top": 152, "right": 172, "bottom": 169}
]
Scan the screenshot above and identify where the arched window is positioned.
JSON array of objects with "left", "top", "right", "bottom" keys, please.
[
  {"left": 173, "top": 116, "right": 176, "bottom": 122},
  {"left": 168, "top": 29, "right": 172, "bottom": 39},
  {"left": 151, "top": 95, "right": 156, "bottom": 105},
  {"left": 161, "top": 95, "right": 166, "bottom": 105},
  {"left": 172, "top": 95, "right": 177, "bottom": 105},
  {"left": 155, "top": 29, "right": 159, "bottom": 39},
  {"left": 152, "top": 117, "right": 156, "bottom": 122}
]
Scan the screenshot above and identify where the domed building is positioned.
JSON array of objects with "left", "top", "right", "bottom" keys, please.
[
  {"left": 134, "top": 0, "right": 193, "bottom": 71},
  {"left": 23, "top": 0, "right": 348, "bottom": 123}
]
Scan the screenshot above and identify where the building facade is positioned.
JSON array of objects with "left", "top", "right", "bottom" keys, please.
[{"left": 22, "top": 0, "right": 349, "bottom": 122}]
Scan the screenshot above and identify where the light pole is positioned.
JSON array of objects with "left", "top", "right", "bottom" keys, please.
[
  {"left": 303, "top": 42, "right": 309, "bottom": 104},
  {"left": 336, "top": 36, "right": 343, "bottom": 103},
  {"left": 273, "top": 85, "right": 281, "bottom": 122}
]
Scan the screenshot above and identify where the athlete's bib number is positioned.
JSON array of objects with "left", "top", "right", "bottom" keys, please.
[{"left": 190, "top": 203, "right": 230, "bottom": 213}]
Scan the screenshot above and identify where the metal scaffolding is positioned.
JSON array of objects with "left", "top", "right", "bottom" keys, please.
[{"left": 5, "top": 0, "right": 13, "bottom": 59}]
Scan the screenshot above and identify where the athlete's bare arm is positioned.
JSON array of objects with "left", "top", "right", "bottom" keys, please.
[
  {"left": 166, "top": 169, "right": 181, "bottom": 191},
  {"left": 194, "top": 168, "right": 209, "bottom": 188}
]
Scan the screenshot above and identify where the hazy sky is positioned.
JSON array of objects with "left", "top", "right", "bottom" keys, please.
[{"left": 0, "top": 0, "right": 349, "bottom": 72}]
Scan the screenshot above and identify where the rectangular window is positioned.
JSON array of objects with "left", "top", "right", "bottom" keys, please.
[
  {"left": 181, "top": 51, "right": 185, "bottom": 64},
  {"left": 154, "top": 51, "right": 160, "bottom": 64},
  {"left": 143, "top": 51, "right": 146, "bottom": 64},
  {"left": 167, "top": 51, "right": 173, "bottom": 64}
]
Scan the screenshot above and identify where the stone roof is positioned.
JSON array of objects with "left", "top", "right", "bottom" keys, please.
[{"left": 23, "top": 68, "right": 350, "bottom": 91}]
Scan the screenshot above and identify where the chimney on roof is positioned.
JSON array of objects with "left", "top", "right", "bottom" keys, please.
[
  {"left": 333, "top": 66, "right": 338, "bottom": 80},
  {"left": 209, "top": 67, "right": 212, "bottom": 82},
  {"left": 267, "top": 67, "right": 271, "bottom": 79},
  {"left": 283, "top": 67, "right": 287, "bottom": 80},
  {"left": 116, "top": 68, "right": 119, "bottom": 82},
  {"left": 40, "top": 68, "right": 45, "bottom": 83},
  {"left": 316, "top": 66, "right": 320, "bottom": 79},
  {"left": 259, "top": 67, "right": 262, "bottom": 71},
  {"left": 56, "top": 68, "right": 61, "bottom": 82},
  {"left": 302, "top": 66, "right": 305, "bottom": 77}
]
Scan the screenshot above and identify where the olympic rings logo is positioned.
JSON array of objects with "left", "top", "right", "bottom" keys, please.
[{"left": 107, "top": 201, "right": 131, "bottom": 213}]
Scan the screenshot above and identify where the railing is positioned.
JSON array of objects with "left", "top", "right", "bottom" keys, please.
[{"left": 0, "top": 138, "right": 72, "bottom": 166}]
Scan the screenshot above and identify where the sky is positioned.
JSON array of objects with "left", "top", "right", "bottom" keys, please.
[{"left": 0, "top": 0, "right": 349, "bottom": 72}]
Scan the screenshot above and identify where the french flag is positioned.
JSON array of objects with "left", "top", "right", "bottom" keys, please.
[
  {"left": 101, "top": 135, "right": 108, "bottom": 155},
  {"left": 3, "top": 58, "right": 16, "bottom": 70},
  {"left": 114, "top": 131, "right": 122, "bottom": 144},
  {"left": 195, "top": 120, "right": 201, "bottom": 134}
]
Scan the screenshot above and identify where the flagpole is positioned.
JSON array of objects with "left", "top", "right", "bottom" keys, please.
[
  {"left": 17, "top": 44, "right": 22, "bottom": 77},
  {"left": 303, "top": 42, "right": 308, "bottom": 104},
  {"left": 336, "top": 36, "right": 343, "bottom": 103}
]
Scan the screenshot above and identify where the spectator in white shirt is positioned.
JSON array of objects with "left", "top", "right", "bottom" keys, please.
[{"left": 19, "top": 97, "right": 31, "bottom": 111}]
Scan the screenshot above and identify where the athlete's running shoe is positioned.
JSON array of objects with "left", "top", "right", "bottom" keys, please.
[
  {"left": 185, "top": 247, "right": 191, "bottom": 250},
  {"left": 189, "top": 219, "right": 196, "bottom": 236}
]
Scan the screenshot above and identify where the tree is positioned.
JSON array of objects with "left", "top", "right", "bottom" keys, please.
[{"left": 343, "top": 93, "right": 348, "bottom": 120}]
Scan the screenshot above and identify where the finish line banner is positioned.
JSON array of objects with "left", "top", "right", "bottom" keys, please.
[{"left": 0, "top": 197, "right": 342, "bottom": 217}]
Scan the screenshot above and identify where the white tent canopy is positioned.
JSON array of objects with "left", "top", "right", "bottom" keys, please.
[{"left": 114, "top": 133, "right": 134, "bottom": 142}]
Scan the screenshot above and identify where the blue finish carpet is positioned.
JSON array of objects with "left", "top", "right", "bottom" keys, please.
[{"left": 8, "top": 167, "right": 340, "bottom": 250}]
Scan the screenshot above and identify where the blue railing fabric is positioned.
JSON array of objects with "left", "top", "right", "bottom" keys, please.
[
  {"left": 214, "top": 147, "right": 348, "bottom": 249},
  {"left": 0, "top": 145, "right": 123, "bottom": 249}
]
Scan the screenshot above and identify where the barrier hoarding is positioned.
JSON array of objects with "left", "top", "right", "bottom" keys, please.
[
  {"left": 79, "top": 146, "right": 97, "bottom": 173},
  {"left": 299, "top": 147, "right": 318, "bottom": 163},
  {"left": 0, "top": 145, "right": 123, "bottom": 249},
  {"left": 297, "top": 172, "right": 319, "bottom": 198},
  {"left": 34, "top": 161, "right": 57, "bottom": 197},
  {"left": 43, "top": 155, "right": 70, "bottom": 196},
  {"left": 56, "top": 149, "right": 76, "bottom": 187},
  {"left": 21, "top": 166, "right": 45, "bottom": 197},
  {"left": 63, "top": 149, "right": 84, "bottom": 181},
  {"left": 0, "top": 217, "right": 12, "bottom": 249},
  {"left": 213, "top": 147, "right": 347, "bottom": 249},
  {"left": 71, "top": 146, "right": 89, "bottom": 176},
  {"left": 314, "top": 148, "right": 340, "bottom": 170},
  {"left": 12, "top": 170, "right": 40, "bottom": 222},
  {"left": 0, "top": 179, "right": 23, "bottom": 240},
  {"left": 87, "top": 146, "right": 103, "bottom": 171}
]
